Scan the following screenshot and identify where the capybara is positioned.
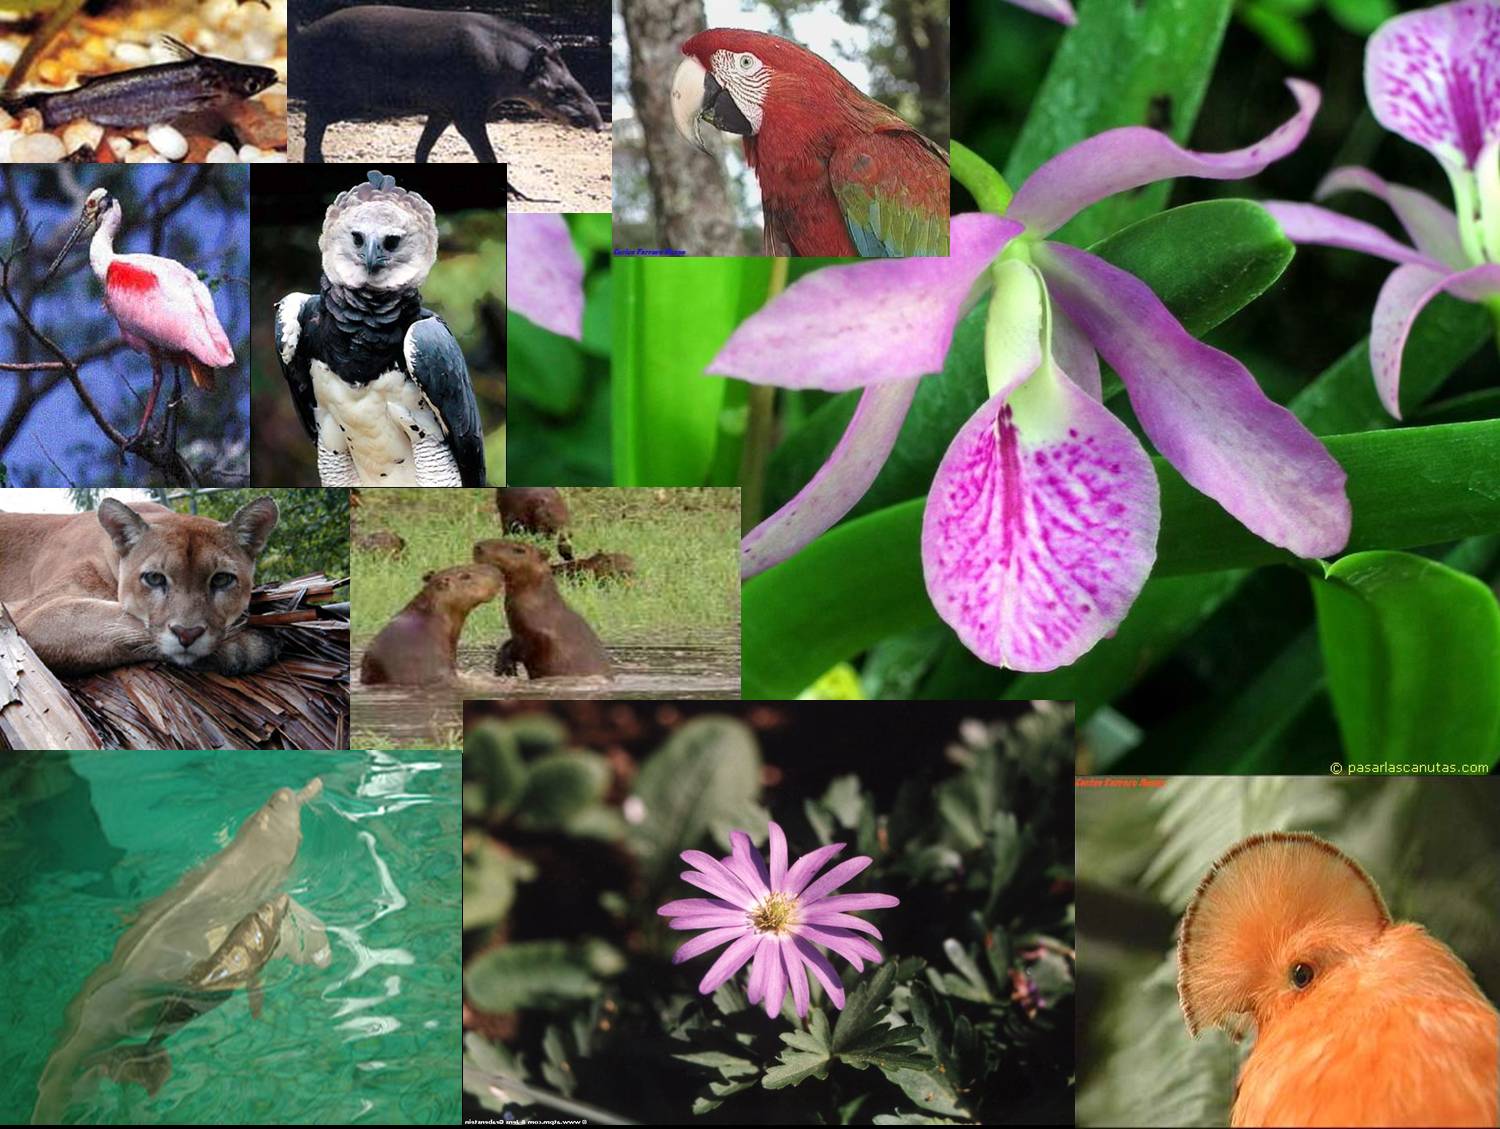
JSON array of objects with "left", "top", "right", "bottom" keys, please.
[
  {"left": 359, "top": 563, "right": 503, "bottom": 685},
  {"left": 354, "top": 530, "right": 406, "bottom": 555},
  {"left": 472, "top": 539, "right": 613, "bottom": 678},
  {"left": 496, "top": 487, "right": 570, "bottom": 535},
  {"left": 552, "top": 551, "right": 636, "bottom": 584}
]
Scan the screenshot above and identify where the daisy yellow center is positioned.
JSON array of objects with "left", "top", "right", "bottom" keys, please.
[{"left": 748, "top": 891, "right": 798, "bottom": 935}]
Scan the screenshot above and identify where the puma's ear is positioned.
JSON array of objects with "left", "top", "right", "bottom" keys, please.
[
  {"left": 97, "top": 499, "right": 151, "bottom": 557},
  {"left": 228, "top": 497, "right": 279, "bottom": 557}
]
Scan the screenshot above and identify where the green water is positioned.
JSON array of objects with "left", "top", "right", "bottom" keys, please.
[{"left": 0, "top": 751, "right": 459, "bottom": 1125}]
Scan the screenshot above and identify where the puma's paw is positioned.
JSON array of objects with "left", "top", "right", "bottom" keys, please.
[{"left": 202, "top": 629, "right": 281, "bottom": 676}]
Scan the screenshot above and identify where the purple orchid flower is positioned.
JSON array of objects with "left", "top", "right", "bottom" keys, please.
[
  {"left": 1263, "top": 0, "right": 1500, "bottom": 419},
  {"left": 1006, "top": 0, "right": 1077, "bottom": 25},
  {"left": 507, "top": 214, "right": 585, "bottom": 340},
  {"left": 713, "top": 82, "right": 1351, "bottom": 672},
  {"left": 658, "top": 821, "right": 899, "bottom": 1019}
]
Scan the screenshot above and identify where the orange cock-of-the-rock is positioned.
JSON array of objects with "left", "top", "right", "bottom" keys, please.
[{"left": 1177, "top": 831, "right": 1499, "bottom": 1127}]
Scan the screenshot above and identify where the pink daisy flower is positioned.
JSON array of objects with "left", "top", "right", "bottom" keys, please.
[{"left": 657, "top": 821, "right": 900, "bottom": 1019}]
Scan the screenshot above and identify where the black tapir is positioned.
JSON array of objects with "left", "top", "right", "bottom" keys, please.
[{"left": 292, "top": 5, "right": 606, "bottom": 164}]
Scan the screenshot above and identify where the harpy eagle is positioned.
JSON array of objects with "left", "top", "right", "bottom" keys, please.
[{"left": 274, "top": 171, "right": 486, "bottom": 486}]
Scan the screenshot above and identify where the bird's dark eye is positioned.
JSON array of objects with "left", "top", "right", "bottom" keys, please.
[
  {"left": 352, "top": 232, "right": 365, "bottom": 247},
  {"left": 1290, "top": 962, "right": 1315, "bottom": 990},
  {"left": 210, "top": 572, "right": 236, "bottom": 591},
  {"left": 383, "top": 235, "right": 401, "bottom": 251},
  {"left": 141, "top": 571, "right": 166, "bottom": 589}
]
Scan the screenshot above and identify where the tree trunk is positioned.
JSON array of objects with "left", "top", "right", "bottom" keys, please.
[{"left": 623, "top": 0, "right": 740, "bottom": 255}]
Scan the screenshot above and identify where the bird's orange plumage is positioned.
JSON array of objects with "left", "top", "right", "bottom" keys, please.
[{"left": 1178, "top": 832, "right": 1499, "bottom": 1128}]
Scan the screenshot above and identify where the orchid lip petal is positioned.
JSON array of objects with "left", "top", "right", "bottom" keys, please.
[
  {"left": 507, "top": 214, "right": 585, "bottom": 340},
  {"left": 708, "top": 213, "right": 1022, "bottom": 391},
  {"left": 1315, "top": 166, "right": 1468, "bottom": 269},
  {"left": 1372, "top": 262, "right": 1500, "bottom": 419},
  {"left": 1009, "top": 79, "right": 1320, "bottom": 237},
  {"left": 922, "top": 372, "right": 1160, "bottom": 673},
  {"left": 1364, "top": 0, "right": 1500, "bottom": 173},
  {"left": 1261, "top": 201, "right": 1446, "bottom": 270},
  {"left": 740, "top": 377, "right": 919, "bottom": 580},
  {"left": 1036, "top": 242, "right": 1351, "bottom": 560}
]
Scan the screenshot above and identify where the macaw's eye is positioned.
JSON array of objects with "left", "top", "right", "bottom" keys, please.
[
  {"left": 141, "top": 571, "right": 167, "bottom": 589},
  {"left": 210, "top": 572, "right": 237, "bottom": 591},
  {"left": 735, "top": 52, "right": 758, "bottom": 71},
  {"left": 352, "top": 231, "right": 365, "bottom": 248},
  {"left": 1290, "top": 962, "right": 1315, "bottom": 990},
  {"left": 383, "top": 234, "right": 401, "bottom": 252}
]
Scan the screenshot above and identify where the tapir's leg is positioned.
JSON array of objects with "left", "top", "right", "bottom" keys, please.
[
  {"left": 452, "top": 113, "right": 499, "bottom": 163},
  {"left": 303, "top": 107, "right": 329, "bottom": 163},
  {"left": 414, "top": 115, "right": 450, "bottom": 163}
]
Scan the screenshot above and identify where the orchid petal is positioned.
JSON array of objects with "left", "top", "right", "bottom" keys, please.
[
  {"left": 673, "top": 926, "right": 745, "bottom": 964},
  {"left": 1316, "top": 166, "right": 1468, "bottom": 268},
  {"left": 1037, "top": 242, "right": 1351, "bottom": 560},
  {"left": 1052, "top": 305, "right": 1102, "bottom": 401},
  {"left": 1005, "top": 0, "right": 1077, "bottom": 25},
  {"left": 985, "top": 258, "right": 1049, "bottom": 400},
  {"left": 1364, "top": 0, "right": 1500, "bottom": 173},
  {"left": 1010, "top": 80, "right": 1320, "bottom": 237},
  {"left": 794, "top": 937, "right": 846, "bottom": 1009},
  {"left": 507, "top": 214, "right": 584, "bottom": 340},
  {"left": 708, "top": 213, "right": 1022, "bottom": 390},
  {"left": 1371, "top": 261, "right": 1500, "bottom": 419},
  {"left": 923, "top": 379, "right": 1159, "bottom": 673},
  {"left": 783, "top": 943, "right": 811, "bottom": 1018},
  {"left": 698, "top": 932, "right": 760, "bottom": 993},
  {"left": 1261, "top": 201, "right": 1444, "bottom": 269},
  {"left": 740, "top": 377, "right": 919, "bottom": 580}
]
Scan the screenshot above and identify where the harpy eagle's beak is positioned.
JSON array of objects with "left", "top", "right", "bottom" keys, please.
[
  {"left": 671, "top": 56, "right": 754, "bottom": 153},
  {"left": 362, "top": 239, "right": 387, "bottom": 274},
  {"left": 43, "top": 194, "right": 106, "bottom": 286}
]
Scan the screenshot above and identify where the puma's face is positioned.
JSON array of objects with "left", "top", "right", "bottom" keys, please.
[{"left": 97, "top": 497, "right": 279, "bottom": 667}]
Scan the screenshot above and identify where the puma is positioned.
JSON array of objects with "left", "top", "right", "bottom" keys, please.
[{"left": 0, "top": 497, "right": 281, "bottom": 677}]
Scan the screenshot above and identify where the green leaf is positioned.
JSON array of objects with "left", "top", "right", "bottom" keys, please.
[
  {"left": 627, "top": 716, "right": 766, "bottom": 886},
  {"left": 463, "top": 940, "right": 606, "bottom": 1013},
  {"left": 464, "top": 719, "right": 529, "bottom": 819},
  {"left": 613, "top": 256, "right": 772, "bottom": 486},
  {"left": 764, "top": 200, "right": 1291, "bottom": 526},
  {"left": 509, "top": 316, "right": 585, "bottom": 416},
  {"left": 745, "top": 419, "right": 1500, "bottom": 698},
  {"left": 1311, "top": 551, "right": 1500, "bottom": 765},
  {"left": 514, "top": 750, "right": 610, "bottom": 831},
  {"left": 1005, "top": 0, "right": 1234, "bottom": 247},
  {"left": 763, "top": 1007, "right": 834, "bottom": 1089},
  {"left": 461, "top": 840, "right": 537, "bottom": 932}
]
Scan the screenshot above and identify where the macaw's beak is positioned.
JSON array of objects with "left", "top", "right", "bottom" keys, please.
[
  {"left": 43, "top": 197, "right": 104, "bottom": 287},
  {"left": 671, "top": 55, "right": 753, "bottom": 153}
]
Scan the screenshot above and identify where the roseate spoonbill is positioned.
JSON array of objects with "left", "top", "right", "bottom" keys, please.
[
  {"left": 48, "top": 186, "right": 233, "bottom": 439},
  {"left": 1178, "top": 832, "right": 1499, "bottom": 1127},
  {"left": 275, "top": 170, "right": 485, "bottom": 486}
]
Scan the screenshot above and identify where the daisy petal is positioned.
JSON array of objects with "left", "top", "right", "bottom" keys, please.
[
  {"left": 746, "top": 936, "right": 773, "bottom": 1004},
  {"left": 763, "top": 939, "right": 787, "bottom": 1018},
  {"left": 768, "top": 822, "right": 788, "bottom": 890},
  {"left": 680, "top": 850, "right": 757, "bottom": 908},
  {"left": 657, "top": 898, "right": 738, "bottom": 917},
  {"left": 708, "top": 213, "right": 1022, "bottom": 390},
  {"left": 794, "top": 937, "right": 847, "bottom": 1009},
  {"left": 669, "top": 912, "right": 753, "bottom": 930},
  {"left": 1372, "top": 262, "right": 1500, "bottom": 418},
  {"left": 1038, "top": 242, "right": 1351, "bottom": 560},
  {"left": 782, "top": 842, "right": 846, "bottom": 897},
  {"left": 798, "top": 924, "right": 883, "bottom": 970},
  {"left": 803, "top": 892, "right": 901, "bottom": 914},
  {"left": 798, "top": 856, "right": 874, "bottom": 905},
  {"left": 1316, "top": 166, "right": 1467, "bottom": 268},
  {"left": 1010, "top": 80, "right": 1319, "bottom": 237},
  {"left": 1365, "top": 0, "right": 1500, "bottom": 172},
  {"left": 783, "top": 943, "right": 811, "bottom": 1018},
  {"left": 726, "top": 831, "right": 771, "bottom": 897},
  {"left": 740, "top": 377, "right": 919, "bottom": 580},
  {"left": 674, "top": 926, "right": 747, "bottom": 964},
  {"left": 1262, "top": 201, "right": 1443, "bottom": 269},
  {"left": 797, "top": 910, "right": 883, "bottom": 938},
  {"left": 507, "top": 214, "right": 584, "bottom": 340},
  {"left": 699, "top": 933, "right": 760, "bottom": 994}
]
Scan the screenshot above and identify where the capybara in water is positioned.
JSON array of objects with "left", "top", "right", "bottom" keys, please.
[
  {"left": 354, "top": 530, "right": 406, "bottom": 555},
  {"left": 552, "top": 551, "right": 636, "bottom": 584},
  {"left": 472, "top": 539, "right": 613, "bottom": 678},
  {"left": 496, "top": 488, "right": 570, "bottom": 535},
  {"left": 359, "top": 563, "right": 503, "bottom": 686}
]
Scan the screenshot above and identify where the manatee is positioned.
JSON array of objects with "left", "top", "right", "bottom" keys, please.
[{"left": 31, "top": 779, "right": 330, "bottom": 1124}]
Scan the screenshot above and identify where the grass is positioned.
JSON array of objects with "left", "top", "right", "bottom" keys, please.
[{"left": 351, "top": 488, "right": 741, "bottom": 650}]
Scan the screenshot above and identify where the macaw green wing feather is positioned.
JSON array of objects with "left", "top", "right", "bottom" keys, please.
[{"left": 830, "top": 127, "right": 950, "bottom": 258}]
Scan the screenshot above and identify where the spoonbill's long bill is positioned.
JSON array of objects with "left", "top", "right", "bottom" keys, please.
[{"left": 48, "top": 186, "right": 233, "bottom": 435}]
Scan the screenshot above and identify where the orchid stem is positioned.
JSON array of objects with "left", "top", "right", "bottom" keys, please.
[
  {"left": 950, "top": 140, "right": 1013, "bottom": 215},
  {"left": 739, "top": 257, "right": 790, "bottom": 534}
]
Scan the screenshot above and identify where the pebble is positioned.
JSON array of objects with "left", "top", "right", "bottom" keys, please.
[
  {"left": 61, "top": 120, "right": 104, "bottom": 154},
  {"left": 0, "top": 41, "right": 19, "bottom": 67},
  {"left": 205, "top": 141, "right": 238, "bottom": 163},
  {"left": 10, "top": 133, "right": 66, "bottom": 162},
  {"left": 113, "top": 41, "right": 151, "bottom": 66},
  {"left": 0, "top": 108, "right": 12, "bottom": 131},
  {"left": 238, "top": 144, "right": 264, "bottom": 161},
  {"left": 123, "top": 148, "right": 168, "bottom": 163},
  {"left": 107, "top": 135, "right": 132, "bottom": 158},
  {"left": 0, "top": 130, "right": 18, "bottom": 162},
  {"left": 146, "top": 123, "right": 188, "bottom": 160}
]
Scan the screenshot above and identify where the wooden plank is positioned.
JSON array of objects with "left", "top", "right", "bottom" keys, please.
[{"left": 0, "top": 603, "right": 102, "bottom": 751}]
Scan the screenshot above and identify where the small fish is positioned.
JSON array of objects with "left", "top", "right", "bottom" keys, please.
[{"left": 1, "top": 37, "right": 277, "bottom": 128}]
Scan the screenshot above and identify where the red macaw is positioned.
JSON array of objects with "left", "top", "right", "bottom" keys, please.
[{"left": 670, "top": 28, "right": 949, "bottom": 258}]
